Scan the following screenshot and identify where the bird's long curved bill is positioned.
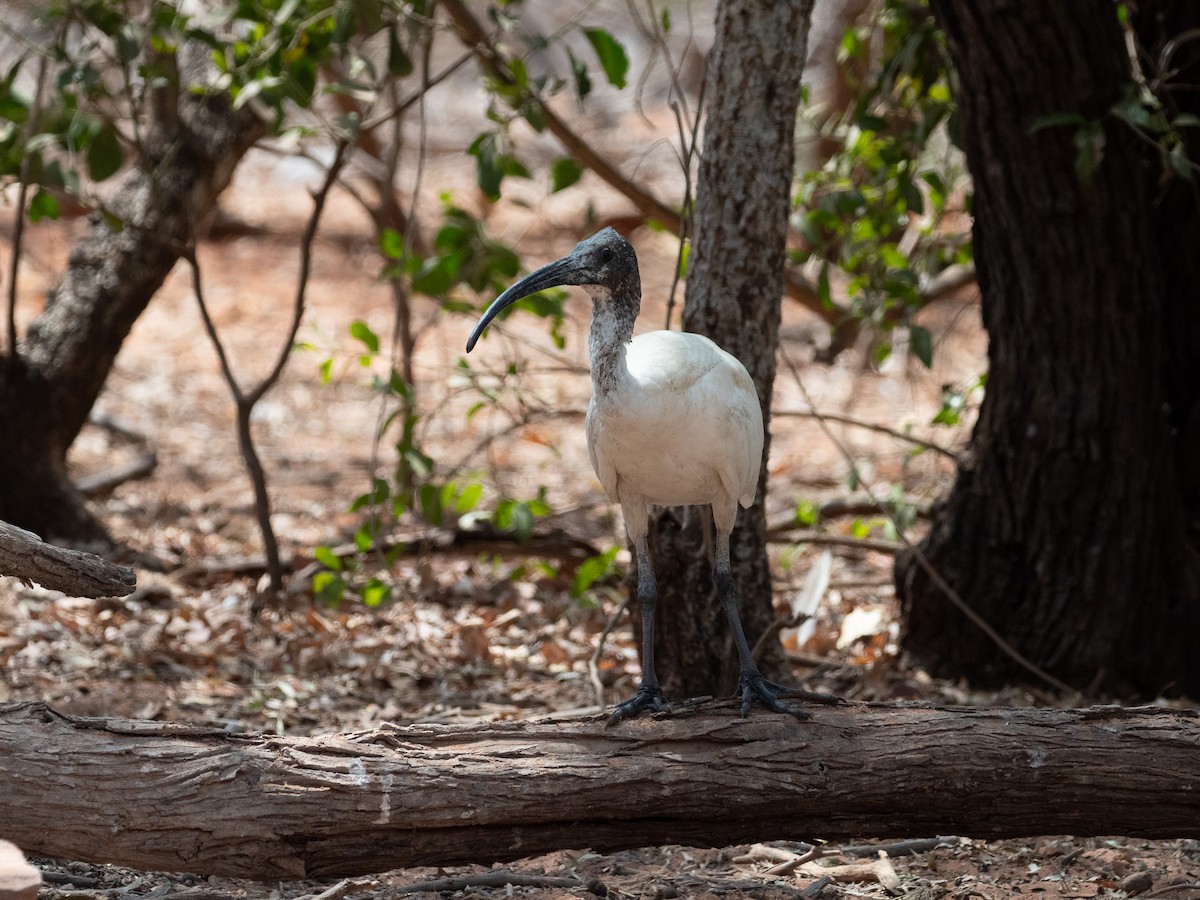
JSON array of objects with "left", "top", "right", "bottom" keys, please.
[{"left": 465, "top": 257, "right": 577, "bottom": 352}]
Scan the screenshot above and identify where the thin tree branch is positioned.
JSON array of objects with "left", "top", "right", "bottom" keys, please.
[
  {"left": 246, "top": 143, "right": 350, "bottom": 407},
  {"left": 6, "top": 39, "right": 56, "bottom": 359},
  {"left": 186, "top": 142, "right": 350, "bottom": 595},
  {"left": 766, "top": 530, "right": 904, "bottom": 554},
  {"left": 774, "top": 407, "right": 959, "bottom": 459},
  {"left": 589, "top": 592, "right": 631, "bottom": 706}
]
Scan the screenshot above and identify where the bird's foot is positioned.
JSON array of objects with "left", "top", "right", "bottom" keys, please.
[
  {"left": 608, "top": 685, "right": 668, "bottom": 724},
  {"left": 737, "top": 672, "right": 843, "bottom": 719}
]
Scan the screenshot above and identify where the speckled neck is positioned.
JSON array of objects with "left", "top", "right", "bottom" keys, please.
[{"left": 587, "top": 281, "right": 640, "bottom": 398}]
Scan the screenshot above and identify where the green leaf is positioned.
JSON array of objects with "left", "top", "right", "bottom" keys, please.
[
  {"left": 454, "top": 482, "right": 483, "bottom": 513},
  {"left": 362, "top": 578, "right": 392, "bottom": 608},
  {"left": 418, "top": 482, "right": 444, "bottom": 525},
  {"left": 28, "top": 188, "right": 59, "bottom": 223},
  {"left": 510, "top": 503, "right": 534, "bottom": 541},
  {"left": 660, "top": 5, "right": 670, "bottom": 31},
  {"left": 313, "top": 545, "right": 343, "bottom": 571},
  {"left": 566, "top": 47, "right": 591, "bottom": 101},
  {"left": 571, "top": 545, "right": 620, "bottom": 598},
  {"left": 1169, "top": 142, "right": 1194, "bottom": 181},
  {"left": 354, "top": 525, "right": 377, "bottom": 552},
  {"left": 899, "top": 176, "right": 924, "bottom": 214},
  {"left": 795, "top": 499, "right": 819, "bottom": 527},
  {"left": 313, "top": 571, "right": 346, "bottom": 606},
  {"left": 350, "top": 319, "right": 380, "bottom": 354},
  {"left": 387, "top": 24, "right": 413, "bottom": 77},
  {"left": 910, "top": 324, "right": 933, "bottom": 368},
  {"left": 816, "top": 262, "right": 832, "bottom": 309},
  {"left": 468, "top": 132, "right": 504, "bottom": 200},
  {"left": 87, "top": 124, "right": 123, "bottom": 181},
  {"left": 583, "top": 27, "right": 628, "bottom": 89},
  {"left": 379, "top": 227, "right": 405, "bottom": 259},
  {"left": 550, "top": 156, "right": 582, "bottom": 192}
]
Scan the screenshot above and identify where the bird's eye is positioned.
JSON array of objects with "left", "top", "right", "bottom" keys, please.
[{"left": 598, "top": 247, "right": 614, "bottom": 265}]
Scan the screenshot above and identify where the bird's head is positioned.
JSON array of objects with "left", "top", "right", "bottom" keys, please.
[{"left": 466, "top": 228, "right": 639, "bottom": 352}]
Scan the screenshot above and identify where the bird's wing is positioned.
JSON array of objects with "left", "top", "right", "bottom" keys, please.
[
  {"left": 625, "top": 330, "right": 764, "bottom": 508},
  {"left": 585, "top": 401, "right": 621, "bottom": 502}
]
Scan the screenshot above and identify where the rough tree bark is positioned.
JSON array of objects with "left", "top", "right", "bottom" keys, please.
[
  {"left": 896, "top": 0, "right": 1200, "bottom": 696},
  {"left": 0, "top": 521, "right": 134, "bottom": 598},
  {"left": 643, "top": 0, "right": 816, "bottom": 700},
  {"left": 0, "top": 86, "right": 264, "bottom": 543},
  {"left": 1, "top": 701, "right": 1198, "bottom": 879}
]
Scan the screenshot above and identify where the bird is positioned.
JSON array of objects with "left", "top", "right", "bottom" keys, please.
[{"left": 466, "top": 227, "right": 838, "bottom": 723}]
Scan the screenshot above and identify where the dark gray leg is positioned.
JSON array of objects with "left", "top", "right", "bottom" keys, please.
[
  {"left": 609, "top": 530, "right": 668, "bottom": 723},
  {"left": 714, "top": 532, "right": 841, "bottom": 718}
]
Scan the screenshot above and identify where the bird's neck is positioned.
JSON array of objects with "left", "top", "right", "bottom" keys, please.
[{"left": 586, "top": 283, "right": 640, "bottom": 398}]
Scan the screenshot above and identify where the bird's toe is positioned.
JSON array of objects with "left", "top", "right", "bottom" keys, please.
[
  {"left": 738, "top": 673, "right": 840, "bottom": 719},
  {"left": 608, "top": 686, "right": 668, "bottom": 724}
]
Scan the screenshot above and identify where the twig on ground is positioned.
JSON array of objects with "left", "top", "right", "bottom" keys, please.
[
  {"left": 76, "top": 451, "right": 158, "bottom": 498},
  {"left": 388, "top": 871, "right": 607, "bottom": 896},
  {"left": 1143, "top": 886, "right": 1200, "bottom": 899},
  {"left": 299, "top": 877, "right": 377, "bottom": 900},
  {"left": 733, "top": 843, "right": 816, "bottom": 866},
  {"left": 799, "top": 875, "right": 833, "bottom": 898},
  {"left": 841, "top": 836, "right": 959, "bottom": 858},
  {"left": 813, "top": 497, "right": 932, "bottom": 521},
  {"left": 766, "top": 847, "right": 829, "bottom": 877}
]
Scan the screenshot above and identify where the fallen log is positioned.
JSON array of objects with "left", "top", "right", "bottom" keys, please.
[{"left": 0, "top": 700, "right": 1197, "bottom": 879}]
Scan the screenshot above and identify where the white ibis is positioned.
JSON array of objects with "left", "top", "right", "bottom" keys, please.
[{"left": 466, "top": 228, "right": 838, "bottom": 722}]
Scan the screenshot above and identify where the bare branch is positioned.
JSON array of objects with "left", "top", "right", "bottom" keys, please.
[
  {"left": 774, "top": 407, "right": 959, "bottom": 459},
  {"left": 0, "top": 522, "right": 135, "bottom": 598},
  {"left": 6, "top": 36, "right": 56, "bottom": 359},
  {"left": 186, "top": 142, "right": 350, "bottom": 595}
]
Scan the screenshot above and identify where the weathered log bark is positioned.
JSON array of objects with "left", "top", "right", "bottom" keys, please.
[
  {"left": 1, "top": 700, "right": 1198, "bottom": 880},
  {"left": 0, "top": 521, "right": 135, "bottom": 598}
]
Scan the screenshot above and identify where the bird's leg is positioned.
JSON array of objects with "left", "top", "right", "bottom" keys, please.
[
  {"left": 713, "top": 532, "right": 841, "bottom": 718},
  {"left": 609, "top": 529, "right": 667, "bottom": 724}
]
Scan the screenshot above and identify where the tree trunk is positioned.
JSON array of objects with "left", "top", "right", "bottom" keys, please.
[
  {"left": 1, "top": 701, "right": 1198, "bottom": 879},
  {"left": 641, "top": 0, "right": 815, "bottom": 700},
  {"left": 0, "top": 94, "right": 264, "bottom": 543},
  {"left": 896, "top": 1, "right": 1200, "bottom": 696}
]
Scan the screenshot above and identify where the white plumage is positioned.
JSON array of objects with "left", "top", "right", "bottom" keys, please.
[
  {"left": 467, "top": 228, "right": 837, "bottom": 722},
  {"left": 587, "top": 329, "right": 763, "bottom": 516}
]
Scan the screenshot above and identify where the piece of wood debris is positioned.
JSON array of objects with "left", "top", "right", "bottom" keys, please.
[{"left": 0, "top": 840, "right": 41, "bottom": 900}]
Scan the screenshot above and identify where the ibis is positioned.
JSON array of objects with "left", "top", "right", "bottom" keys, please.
[{"left": 466, "top": 228, "right": 837, "bottom": 722}]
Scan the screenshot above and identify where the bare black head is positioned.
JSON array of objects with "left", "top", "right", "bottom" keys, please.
[{"left": 465, "top": 228, "right": 640, "bottom": 352}]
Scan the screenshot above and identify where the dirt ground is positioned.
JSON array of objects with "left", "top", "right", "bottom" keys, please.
[{"left": 3, "top": 108, "right": 1198, "bottom": 900}]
